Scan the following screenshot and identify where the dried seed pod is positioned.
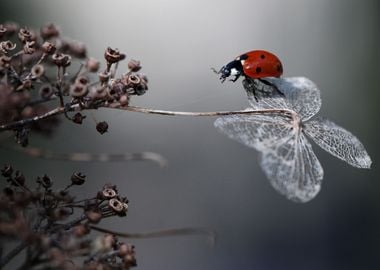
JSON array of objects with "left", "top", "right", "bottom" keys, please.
[
  {"left": 101, "top": 188, "right": 117, "bottom": 199},
  {"left": 127, "top": 74, "right": 141, "bottom": 85},
  {"left": 72, "top": 112, "right": 86, "bottom": 124},
  {"left": 88, "top": 86, "right": 108, "bottom": 100},
  {"left": 108, "top": 198, "right": 124, "bottom": 213},
  {"left": 3, "top": 22, "right": 19, "bottom": 36},
  {"left": 18, "top": 27, "right": 33, "bottom": 43},
  {"left": 127, "top": 59, "right": 141, "bottom": 72},
  {"left": 31, "top": 64, "right": 45, "bottom": 78},
  {"left": 41, "top": 41, "right": 56, "bottom": 55},
  {"left": 0, "top": 40, "right": 16, "bottom": 54},
  {"left": 104, "top": 47, "right": 125, "bottom": 64},
  {"left": 75, "top": 76, "right": 89, "bottom": 86},
  {"left": 85, "top": 57, "right": 100, "bottom": 72},
  {"left": 37, "top": 174, "right": 53, "bottom": 189},
  {"left": 52, "top": 53, "right": 71, "bottom": 67},
  {"left": 23, "top": 41, "right": 36, "bottom": 54},
  {"left": 39, "top": 84, "right": 54, "bottom": 99},
  {"left": 71, "top": 172, "right": 86, "bottom": 185},
  {"left": 86, "top": 210, "right": 102, "bottom": 224},
  {"left": 0, "top": 24, "right": 7, "bottom": 38},
  {"left": 98, "top": 71, "right": 111, "bottom": 84},
  {"left": 40, "top": 23, "right": 60, "bottom": 39},
  {"left": 73, "top": 224, "right": 90, "bottom": 237},
  {"left": 96, "top": 121, "right": 109, "bottom": 134},
  {"left": 66, "top": 40, "right": 87, "bottom": 58},
  {"left": 14, "top": 170, "right": 26, "bottom": 186},
  {"left": 1, "top": 164, "right": 13, "bottom": 177},
  {"left": 70, "top": 83, "right": 88, "bottom": 98},
  {"left": 119, "top": 94, "right": 129, "bottom": 106},
  {"left": 0, "top": 55, "right": 11, "bottom": 68}
]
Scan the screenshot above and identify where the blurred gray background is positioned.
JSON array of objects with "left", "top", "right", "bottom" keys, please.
[{"left": 1, "top": 0, "right": 379, "bottom": 269}]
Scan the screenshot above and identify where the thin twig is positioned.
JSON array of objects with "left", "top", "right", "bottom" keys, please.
[
  {"left": 0, "top": 241, "right": 28, "bottom": 268},
  {"left": 90, "top": 225, "right": 216, "bottom": 244},
  {"left": 0, "top": 103, "right": 296, "bottom": 132}
]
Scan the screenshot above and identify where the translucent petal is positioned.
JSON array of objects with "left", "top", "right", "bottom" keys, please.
[
  {"left": 260, "top": 133, "right": 323, "bottom": 202},
  {"left": 245, "top": 77, "right": 322, "bottom": 121},
  {"left": 214, "top": 115, "right": 324, "bottom": 202},
  {"left": 304, "top": 117, "right": 372, "bottom": 169},
  {"left": 214, "top": 114, "right": 292, "bottom": 152}
]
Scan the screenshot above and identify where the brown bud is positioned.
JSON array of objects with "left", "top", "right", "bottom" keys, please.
[
  {"left": 101, "top": 188, "right": 117, "bottom": 199},
  {"left": 73, "top": 224, "right": 90, "bottom": 237},
  {"left": 3, "top": 22, "right": 19, "bottom": 36},
  {"left": 0, "top": 25, "right": 7, "bottom": 38},
  {"left": 21, "top": 106, "right": 34, "bottom": 118},
  {"left": 1, "top": 164, "right": 13, "bottom": 177},
  {"left": 72, "top": 112, "right": 86, "bottom": 124},
  {"left": 85, "top": 57, "right": 100, "bottom": 72},
  {"left": 98, "top": 71, "right": 110, "bottom": 83},
  {"left": 71, "top": 172, "right": 86, "bottom": 185},
  {"left": 23, "top": 41, "right": 36, "bottom": 54},
  {"left": 67, "top": 40, "right": 87, "bottom": 58},
  {"left": 37, "top": 174, "right": 53, "bottom": 189},
  {"left": 119, "top": 94, "right": 129, "bottom": 106},
  {"left": 70, "top": 84, "right": 88, "bottom": 98},
  {"left": 18, "top": 27, "right": 32, "bottom": 43},
  {"left": 42, "top": 41, "right": 56, "bottom": 55},
  {"left": 86, "top": 210, "right": 102, "bottom": 224},
  {"left": 0, "top": 40, "right": 16, "bottom": 54},
  {"left": 14, "top": 170, "right": 26, "bottom": 186},
  {"left": 127, "top": 59, "right": 141, "bottom": 72},
  {"left": 31, "top": 64, "right": 45, "bottom": 78},
  {"left": 52, "top": 53, "right": 71, "bottom": 67},
  {"left": 40, "top": 23, "right": 60, "bottom": 39},
  {"left": 39, "top": 84, "right": 54, "bottom": 99},
  {"left": 0, "top": 55, "right": 11, "bottom": 68},
  {"left": 96, "top": 121, "right": 109, "bottom": 134},
  {"left": 109, "top": 198, "right": 124, "bottom": 213},
  {"left": 104, "top": 47, "right": 125, "bottom": 64},
  {"left": 122, "top": 245, "right": 137, "bottom": 267},
  {"left": 75, "top": 76, "right": 89, "bottom": 86}
]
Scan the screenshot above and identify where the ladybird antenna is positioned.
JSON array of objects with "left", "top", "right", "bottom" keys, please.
[{"left": 211, "top": 67, "right": 220, "bottom": 74}]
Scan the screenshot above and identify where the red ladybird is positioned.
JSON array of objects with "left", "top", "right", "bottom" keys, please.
[
  {"left": 214, "top": 50, "right": 283, "bottom": 83},
  {"left": 213, "top": 50, "right": 284, "bottom": 100}
]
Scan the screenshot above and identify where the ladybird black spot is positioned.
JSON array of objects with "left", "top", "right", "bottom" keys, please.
[
  {"left": 260, "top": 54, "right": 265, "bottom": 59},
  {"left": 256, "top": 67, "right": 262, "bottom": 74},
  {"left": 277, "top": 64, "right": 282, "bottom": 72}
]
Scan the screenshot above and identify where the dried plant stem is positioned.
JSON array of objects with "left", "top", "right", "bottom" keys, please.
[
  {"left": 0, "top": 104, "right": 295, "bottom": 132},
  {"left": 0, "top": 241, "right": 28, "bottom": 268},
  {"left": 123, "top": 105, "right": 295, "bottom": 117},
  {"left": 90, "top": 225, "right": 215, "bottom": 243}
]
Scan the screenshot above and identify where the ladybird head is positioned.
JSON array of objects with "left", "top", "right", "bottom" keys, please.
[{"left": 213, "top": 60, "right": 242, "bottom": 83}]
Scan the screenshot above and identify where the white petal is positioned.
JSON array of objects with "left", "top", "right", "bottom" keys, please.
[
  {"left": 304, "top": 117, "right": 372, "bottom": 168},
  {"left": 214, "top": 115, "right": 324, "bottom": 202},
  {"left": 245, "top": 77, "right": 322, "bottom": 121}
]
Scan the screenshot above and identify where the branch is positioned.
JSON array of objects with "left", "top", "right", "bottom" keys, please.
[
  {"left": 90, "top": 225, "right": 216, "bottom": 245},
  {"left": 0, "top": 102, "right": 295, "bottom": 132}
]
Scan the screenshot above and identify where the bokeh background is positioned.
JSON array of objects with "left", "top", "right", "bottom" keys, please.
[{"left": 1, "top": 0, "right": 379, "bottom": 269}]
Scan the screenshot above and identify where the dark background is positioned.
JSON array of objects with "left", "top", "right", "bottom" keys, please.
[{"left": 1, "top": 0, "right": 379, "bottom": 269}]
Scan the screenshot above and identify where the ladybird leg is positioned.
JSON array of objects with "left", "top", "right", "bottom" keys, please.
[
  {"left": 229, "top": 74, "right": 240, "bottom": 82},
  {"left": 258, "top": 78, "right": 285, "bottom": 96}
]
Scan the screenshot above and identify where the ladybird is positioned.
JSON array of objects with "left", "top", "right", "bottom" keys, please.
[
  {"left": 213, "top": 50, "right": 284, "bottom": 100},
  {"left": 214, "top": 50, "right": 283, "bottom": 83}
]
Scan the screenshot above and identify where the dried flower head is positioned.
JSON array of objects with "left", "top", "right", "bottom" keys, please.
[
  {"left": 41, "top": 41, "right": 57, "bottom": 54},
  {"left": 52, "top": 53, "right": 71, "bottom": 67},
  {"left": 85, "top": 57, "right": 100, "bottom": 72},
  {"left": 104, "top": 47, "right": 126, "bottom": 64},
  {"left": 0, "top": 40, "right": 16, "bottom": 54},
  {"left": 96, "top": 121, "right": 109, "bottom": 134},
  {"left": 40, "top": 23, "right": 60, "bottom": 39}
]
